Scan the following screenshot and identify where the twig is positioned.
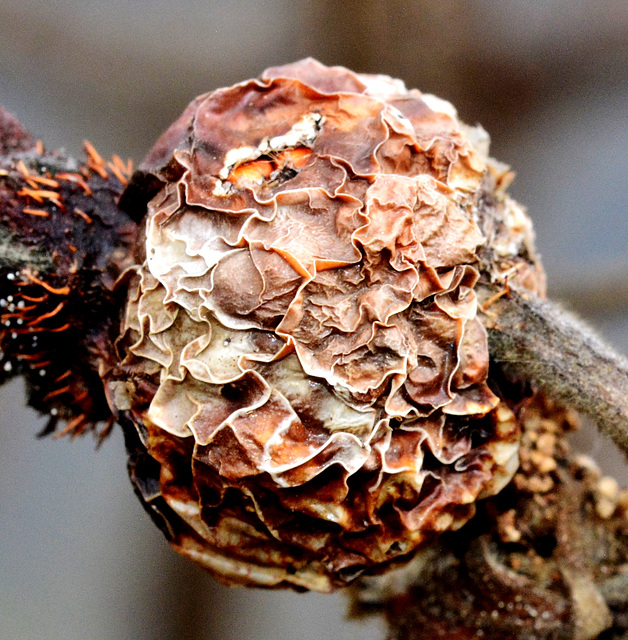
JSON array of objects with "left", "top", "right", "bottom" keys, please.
[{"left": 481, "top": 284, "right": 628, "bottom": 459}]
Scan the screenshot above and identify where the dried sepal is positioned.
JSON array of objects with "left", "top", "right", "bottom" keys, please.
[{"left": 110, "top": 59, "right": 544, "bottom": 590}]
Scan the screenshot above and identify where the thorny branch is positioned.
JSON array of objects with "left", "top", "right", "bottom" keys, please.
[
  {"left": 0, "top": 106, "right": 137, "bottom": 437},
  {"left": 0, "top": 105, "right": 626, "bottom": 638}
]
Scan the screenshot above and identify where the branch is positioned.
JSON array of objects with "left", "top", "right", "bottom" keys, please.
[
  {"left": 481, "top": 285, "right": 628, "bottom": 459},
  {"left": 0, "top": 106, "right": 138, "bottom": 436}
]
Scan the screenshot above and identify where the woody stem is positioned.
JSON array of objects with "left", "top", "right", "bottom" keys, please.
[{"left": 482, "top": 284, "right": 628, "bottom": 459}]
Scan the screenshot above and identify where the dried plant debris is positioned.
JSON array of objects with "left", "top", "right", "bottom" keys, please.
[
  {"left": 109, "top": 59, "right": 548, "bottom": 590},
  {"left": 353, "top": 395, "right": 628, "bottom": 639}
]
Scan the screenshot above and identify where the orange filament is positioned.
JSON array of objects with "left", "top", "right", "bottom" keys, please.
[
  {"left": 43, "top": 385, "right": 73, "bottom": 401},
  {"left": 17, "top": 187, "right": 62, "bottom": 206},
  {"left": 27, "top": 301, "right": 65, "bottom": 326},
  {"left": 56, "top": 172, "right": 93, "bottom": 196}
]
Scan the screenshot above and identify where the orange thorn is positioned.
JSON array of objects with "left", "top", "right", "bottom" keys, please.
[
  {"left": 17, "top": 187, "right": 43, "bottom": 203},
  {"left": 112, "top": 154, "right": 132, "bottom": 177},
  {"left": 56, "top": 172, "right": 93, "bottom": 196},
  {"left": 31, "top": 360, "right": 52, "bottom": 369},
  {"left": 98, "top": 416, "right": 115, "bottom": 444},
  {"left": 27, "top": 301, "right": 65, "bottom": 326},
  {"left": 18, "top": 187, "right": 62, "bottom": 206},
  {"left": 22, "top": 207, "right": 50, "bottom": 218},
  {"left": 16, "top": 160, "right": 30, "bottom": 176},
  {"left": 480, "top": 281, "right": 512, "bottom": 313},
  {"left": 83, "top": 140, "right": 108, "bottom": 179},
  {"left": 72, "top": 390, "right": 89, "bottom": 405},
  {"left": 54, "top": 370, "right": 72, "bottom": 383},
  {"left": 55, "top": 413, "right": 88, "bottom": 438},
  {"left": 107, "top": 160, "right": 128, "bottom": 185},
  {"left": 16, "top": 160, "right": 38, "bottom": 188},
  {"left": 30, "top": 174, "right": 60, "bottom": 189},
  {"left": 74, "top": 208, "right": 93, "bottom": 224},
  {"left": 48, "top": 322, "right": 72, "bottom": 333},
  {"left": 24, "top": 272, "right": 71, "bottom": 296},
  {"left": 20, "top": 293, "right": 49, "bottom": 303},
  {"left": 43, "top": 385, "right": 72, "bottom": 401},
  {"left": 15, "top": 353, "right": 45, "bottom": 361}
]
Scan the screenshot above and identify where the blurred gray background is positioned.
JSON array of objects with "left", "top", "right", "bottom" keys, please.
[{"left": 1, "top": 2, "right": 627, "bottom": 639}]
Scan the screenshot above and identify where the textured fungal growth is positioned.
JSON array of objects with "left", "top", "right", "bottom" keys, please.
[{"left": 111, "top": 59, "right": 544, "bottom": 591}]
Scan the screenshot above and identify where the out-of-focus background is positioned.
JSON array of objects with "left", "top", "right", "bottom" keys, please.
[{"left": 1, "top": 2, "right": 627, "bottom": 639}]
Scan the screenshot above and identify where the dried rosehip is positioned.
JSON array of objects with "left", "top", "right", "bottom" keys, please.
[{"left": 106, "top": 59, "right": 544, "bottom": 591}]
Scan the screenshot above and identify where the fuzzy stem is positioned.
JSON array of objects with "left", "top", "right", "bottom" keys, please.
[{"left": 482, "top": 285, "right": 628, "bottom": 459}]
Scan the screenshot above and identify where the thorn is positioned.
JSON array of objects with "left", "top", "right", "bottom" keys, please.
[
  {"left": 56, "top": 172, "right": 93, "bottom": 196},
  {"left": 27, "top": 301, "right": 65, "bottom": 326},
  {"left": 24, "top": 272, "right": 70, "bottom": 296},
  {"left": 55, "top": 413, "right": 88, "bottom": 438},
  {"left": 17, "top": 187, "right": 62, "bottom": 206},
  {"left": 83, "top": 140, "right": 108, "bottom": 179},
  {"left": 22, "top": 207, "right": 50, "bottom": 218},
  {"left": 74, "top": 208, "right": 93, "bottom": 224},
  {"left": 43, "top": 384, "right": 73, "bottom": 401}
]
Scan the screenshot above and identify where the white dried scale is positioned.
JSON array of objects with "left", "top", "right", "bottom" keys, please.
[{"left": 100, "top": 59, "right": 545, "bottom": 591}]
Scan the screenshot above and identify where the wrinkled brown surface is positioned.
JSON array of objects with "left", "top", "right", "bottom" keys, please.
[
  {"left": 112, "top": 59, "right": 543, "bottom": 591},
  {"left": 355, "top": 396, "right": 628, "bottom": 640}
]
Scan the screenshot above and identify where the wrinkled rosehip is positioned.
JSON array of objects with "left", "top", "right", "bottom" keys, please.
[{"left": 107, "top": 59, "right": 544, "bottom": 591}]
